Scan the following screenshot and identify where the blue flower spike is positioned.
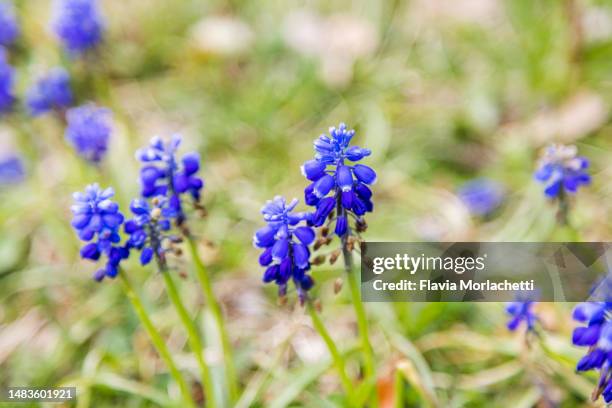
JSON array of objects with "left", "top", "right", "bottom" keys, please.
[
  {"left": 534, "top": 144, "right": 590, "bottom": 224},
  {"left": 0, "top": 1, "right": 19, "bottom": 47},
  {"left": 505, "top": 301, "right": 537, "bottom": 332},
  {"left": 65, "top": 103, "right": 112, "bottom": 163},
  {"left": 458, "top": 179, "right": 504, "bottom": 217},
  {"left": 302, "top": 123, "right": 375, "bottom": 257},
  {"left": 0, "top": 47, "right": 16, "bottom": 114},
  {"left": 52, "top": 0, "right": 104, "bottom": 55},
  {"left": 0, "top": 155, "right": 25, "bottom": 185},
  {"left": 572, "top": 302, "right": 612, "bottom": 403},
  {"left": 124, "top": 196, "right": 179, "bottom": 268},
  {"left": 254, "top": 196, "right": 315, "bottom": 304},
  {"left": 136, "top": 135, "right": 205, "bottom": 227},
  {"left": 71, "top": 184, "right": 129, "bottom": 281},
  {"left": 26, "top": 68, "right": 73, "bottom": 116}
]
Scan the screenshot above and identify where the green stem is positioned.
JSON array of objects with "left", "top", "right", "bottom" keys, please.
[
  {"left": 161, "top": 268, "right": 217, "bottom": 408},
  {"left": 119, "top": 272, "right": 196, "bottom": 408},
  {"left": 343, "top": 244, "right": 375, "bottom": 381},
  {"left": 393, "top": 368, "right": 404, "bottom": 408},
  {"left": 306, "top": 302, "right": 356, "bottom": 406},
  {"left": 185, "top": 235, "right": 239, "bottom": 403}
]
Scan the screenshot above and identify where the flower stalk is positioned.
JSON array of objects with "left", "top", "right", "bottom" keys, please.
[
  {"left": 306, "top": 300, "right": 356, "bottom": 406},
  {"left": 160, "top": 265, "right": 217, "bottom": 408},
  {"left": 119, "top": 271, "right": 196, "bottom": 408},
  {"left": 186, "top": 234, "right": 239, "bottom": 404}
]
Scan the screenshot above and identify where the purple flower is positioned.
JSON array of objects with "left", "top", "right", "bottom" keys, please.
[
  {"left": 124, "top": 197, "right": 174, "bottom": 267},
  {"left": 254, "top": 196, "right": 315, "bottom": 302},
  {"left": 572, "top": 302, "right": 612, "bottom": 403},
  {"left": 0, "top": 47, "right": 16, "bottom": 114},
  {"left": 0, "top": 155, "right": 24, "bottom": 184},
  {"left": 458, "top": 179, "right": 504, "bottom": 216},
  {"left": 65, "top": 103, "right": 112, "bottom": 163},
  {"left": 505, "top": 301, "right": 537, "bottom": 331},
  {"left": 71, "top": 184, "right": 129, "bottom": 281},
  {"left": 136, "top": 135, "right": 204, "bottom": 224},
  {"left": 52, "top": 0, "right": 104, "bottom": 55},
  {"left": 302, "top": 123, "right": 375, "bottom": 235},
  {"left": 26, "top": 68, "right": 73, "bottom": 116},
  {"left": 0, "top": 1, "right": 19, "bottom": 46},
  {"left": 535, "top": 144, "right": 590, "bottom": 199}
]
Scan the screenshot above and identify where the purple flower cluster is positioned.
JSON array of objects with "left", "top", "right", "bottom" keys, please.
[
  {"left": 457, "top": 179, "right": 504, "bottom": 216},
  {"left": 302, "top": 123, "right": 375, "bottom": 236},
  {"left": 71, "top": 184, "right": 128, "bottom": 281},
  {"left": 505, "top": 301, "right": 537, "bottom": 331},
  {"left": 71, "top": 135, "right": 206, "bottom": 280},
  {"left": 125, "top": 198, "right": 173, "bottom": 267},
  {"left": 136, "top": 135, "right": 204, "bottom": 224},
  {"left": 572, "top": 302, "right": 612, "bottom": 402},
  {"left": 254, "top": 196, "right": 315, "bottom": 302},
  {"left": 0, "top": 48, "right": 15, "bottom": 114},
  {"left": 52, "top": 0, "right": 104, "bottom": 55},
  {"left": 0, "top": 1, "right": 19, "bottom": 46},
  {"left": 0, "top": 155, "right": 24, "bottom": 184},
  {"left": 535, "top": 144, "right": 590, "bottom": 199},
  {"left": 26, "top": 68, "right": 73, "bottom": 116},
  {"left": 65, "top": 104, "right": 112, "bottom": 163}
]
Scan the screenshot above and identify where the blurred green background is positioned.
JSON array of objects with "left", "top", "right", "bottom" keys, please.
[{"left": 1, "top": 0, "right": 612, "bottom": 406}]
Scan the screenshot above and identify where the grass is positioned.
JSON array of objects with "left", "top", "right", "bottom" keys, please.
[{"left": 1, "top": 0, "right": 611, "bottom": 406}]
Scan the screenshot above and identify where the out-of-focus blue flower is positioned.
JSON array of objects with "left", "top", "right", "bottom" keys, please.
[
  {"left": 254, "top": 196, "right": 315, "bottom": 302},
  {"left": 0, "top": 48, "right": 16, "bottom": 114},
  {"left": 572, "top": 302, "right": 612, "bottom": 403},
  {"left": 26, "top": 68, "right": 73, "bottom": 116},
  {"left": 505, "top": 301, "right": 536, "bottom": 331},
  {"left": 302, "top": 123, "right": 375, "bottom": 235},
  {"left": 52, "top": 0, "right": 104, "bottom": 55},
  {"left": 124, "top": 197, "right": 174, "bottom": 267},
  {"left": 0, "top": 1, "right": 19, "bottom": 46},
  {"left": 136, "top": 135, "right": 204, "bottom": 224},
  {"left": 71, "top": 184, "right": 129, "bottom": 281},
  {"left": 0, "top": 155, "right": 24, "bottom": 184},
  {"left": 535, "top": 144, "right": 590, "bottom": 198},
  {"left": 457, "top": 179, "right": 504, "bottom": 216},
  {"left": 65, "top": 103, "right": 112, "bottom": 163}
]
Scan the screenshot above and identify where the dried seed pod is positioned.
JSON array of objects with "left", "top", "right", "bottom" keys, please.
[
  {"left": 321, "top": 226, "right": 329, "bottom": 237},
  {"left": 329, "top": 249, "right": 341, "bottom": 265},
  {"left": 314, "top": 299, "right": 322, "bottom": 313},
  {"left": 278, "top": 295, "right": 288, "bottom": 307},
  {"left": 334, "top": 277, "right": 343, "bottom": 294},
  {"left": 312, "top": 255, "right": 326, "bottom": 265},
  {"left": 356, "top": 218, "right": 368, "bottom": 232},
  {"left": 314, "top": 238, "right": 325, "bottom": 251}
]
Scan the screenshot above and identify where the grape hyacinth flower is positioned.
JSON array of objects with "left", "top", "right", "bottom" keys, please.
[
  {"left": 52, "top": 0, "right": 104, "bottom": 55},
  {"left": 125, "top": 197, "right": 177, "bottom": 267},
  {"left": 535, "top": 144, "right": 590, "bottom": 199},
  {"left": 505, "top": 301, "right": 537, "bottom": 331},
  {"left": 0, "top": 48, "right": 15, "bottom": 114},
  {"left": 254, "top": 196, "right": 315, "bottom": 303},
  {"left": 457, "top": 179, "right": 504, "bottom": 217},
  {"left": 572, "top": 302, "right": 612, "bottom": 402},
  {"left": 136, "top": 135, "right": 204, "bottom": 225},
  {"left": 65, "top": 103, "right": 112, "bottom": 163},
  {"left": 0, "top": 1, "right": 19, "bottom": 46},
  {"left": 0, "top": 155, "right": 24, "bottom": 185},
  {"left": 535, "top": 144, "right": 590, "bottom": 224},
  {"left": 302, "top": 123, "right": 375, "bottom": 238},
  {"left": 71, "top": 184, "right": 129, "bottom": 281},
  {"left": 26, "top": 68, "right": 73, "bottom": 116}
]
